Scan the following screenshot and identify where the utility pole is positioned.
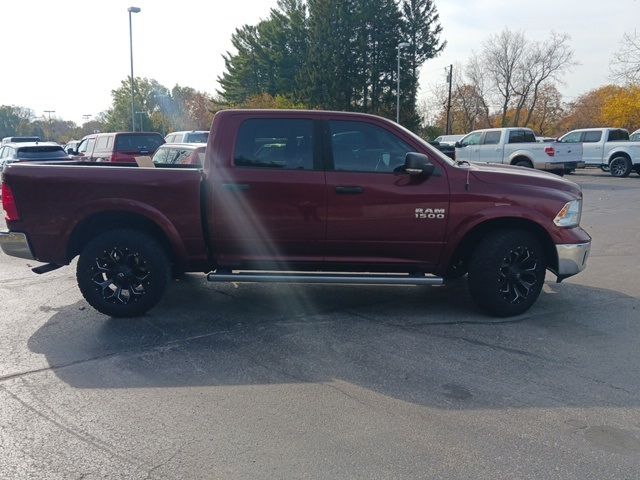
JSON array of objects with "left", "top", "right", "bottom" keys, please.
[
  {"left": 44, "top": 110, "right": 55, "bottom": 141},
  {"left": 445, "top": 64, "right": 453, "bottom": 135},
  {"left": 128, "top": 7, "right": 141, "bottom": 132}
]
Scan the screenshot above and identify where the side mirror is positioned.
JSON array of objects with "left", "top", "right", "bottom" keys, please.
[
  {"left": 454, "top": 141, "right": 463, "bottom": 148},
  {"left": 404, "top": 152, "right": 435, "bottom": 177},
  {"left": 67, "top": 148, "right": 76, "bottom": 155}
]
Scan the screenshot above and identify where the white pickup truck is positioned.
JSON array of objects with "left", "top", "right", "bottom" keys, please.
[
  {"left": 558, "top": 128, "right": 640, "bottom": 177},
  {"left": 455, "top": 128, "right": 583, "bottom": 174}
]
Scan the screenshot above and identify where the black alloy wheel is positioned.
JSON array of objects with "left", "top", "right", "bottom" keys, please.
[
  {"left": 77, "top": 229, "right": 170, "bottom": 317},
  {"left": 91, "top": 246, "right": 150, "bottom": 306},
  {"left": 468, "top": 230, "right": 546, "bottom": 317},
  {"left": 497, "top": 246, "right": 540, "bottom": 305}
]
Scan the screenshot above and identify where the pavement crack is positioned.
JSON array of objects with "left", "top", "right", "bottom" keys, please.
[{"left": 0, "top": 385, "right": 147, "bottom": 469}]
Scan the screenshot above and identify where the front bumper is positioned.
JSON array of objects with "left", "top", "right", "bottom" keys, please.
[
  {"left": 556, "top": 242, "right": 590, "bottom": 279},
  {"left": 0, "top": 231, "right": 35, "bottom": 260}
]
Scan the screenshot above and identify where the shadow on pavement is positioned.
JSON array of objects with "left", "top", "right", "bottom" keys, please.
[{"left": 27, "top": 274, "right": 640, "bottom": 409}]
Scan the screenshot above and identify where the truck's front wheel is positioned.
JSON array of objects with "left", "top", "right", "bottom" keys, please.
[
  {"left": 467, "top": 230, "right": 546, "bottom": 317},
  {"left": 77, "top": 229, "right": 170, "bottom": 317}
]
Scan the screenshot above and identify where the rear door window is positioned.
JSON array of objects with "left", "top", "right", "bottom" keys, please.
[
  {"left": 234, "top": 119, "right": 315, "bottom": 170},
  {"left": 583, "top": 131, "right": 602, "bottom": 143},
  {"left": 115, "top": 134, "right": 164, "bottom": 153},
  {"left": 95, "top": 136, "right": 109, "bottom": 151},
  {"left": 508, "top": 130, "right": 535, "bottom": 144}
]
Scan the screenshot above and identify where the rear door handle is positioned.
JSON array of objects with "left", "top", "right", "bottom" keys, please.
[
  {"left": 335, "top": 186, "right": 364, "bottom": 195},
  {"left": 223, "top": 183, "right": 250, "bottom": 191}
]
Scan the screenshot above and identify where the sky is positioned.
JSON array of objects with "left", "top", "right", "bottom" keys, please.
[{"left": 1, "top": 0, "right": 637, "bottom": 125}]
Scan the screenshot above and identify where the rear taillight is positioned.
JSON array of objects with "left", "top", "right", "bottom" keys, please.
[
  {"left": 1, "top": 183, "right": 20, "bottom": 221},
  {"left": 545, "top": 147, "right": 555, "bottom": 157}
]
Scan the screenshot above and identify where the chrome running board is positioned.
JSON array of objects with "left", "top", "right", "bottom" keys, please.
[{"left": 207, "top": 271, "right": 444, "bottom": 286}]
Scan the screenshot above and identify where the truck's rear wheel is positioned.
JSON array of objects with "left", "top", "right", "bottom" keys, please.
[
  {"left": 610, "top": 156, "right": 632, "bottom": 177},
  {"left": 514, "top": 159, "right": 533, "bottom": 168},
  {"left": 77, "top": 229, "right": 170, "bottom": 317},
  {"left": 467, "top": 230, "right": 546, "bottom": 317}
]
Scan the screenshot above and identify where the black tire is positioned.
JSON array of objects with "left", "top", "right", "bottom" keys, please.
[
  {"left": 514, "top": 159, "right": 533, "bottom": 168},
  {"left": 609, "top": 156, "right": 632, "bottom": 177},
  {"left": 635, "top": 166, "right": 640, "bottom": 176},
  {"left": 467, "top": 230, "right": 546, "bottom": 317},
  {"left": 77, "top": 229, "right": 170, "bottom": 317}
]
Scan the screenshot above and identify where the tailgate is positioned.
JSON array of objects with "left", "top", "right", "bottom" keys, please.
[{"left": 550, "top": 142, "right": 582, "bottom": 163}]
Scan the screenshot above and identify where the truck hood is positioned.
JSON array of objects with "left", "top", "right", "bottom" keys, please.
[{"left": 468, "top": 163, "right": 581, "bottom": 195}]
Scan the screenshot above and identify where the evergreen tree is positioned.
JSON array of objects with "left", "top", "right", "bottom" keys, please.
[{"left": 400, "top": 0, "right": 445, "bottom": 129}]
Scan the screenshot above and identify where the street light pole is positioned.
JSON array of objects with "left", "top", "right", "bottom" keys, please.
[
  {"left": 128, "top": 6, "right": 141, "bottom": 132},
  {"left": 44, "top": 110, "right": 55, "bottom": 141},
  {"left": 396, "top": 42, "right": 410, "bottom": 124}
]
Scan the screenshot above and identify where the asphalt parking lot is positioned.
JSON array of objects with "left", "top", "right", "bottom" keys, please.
[{"left": 1, "top": 170, "right": 639, "bottom": 479}]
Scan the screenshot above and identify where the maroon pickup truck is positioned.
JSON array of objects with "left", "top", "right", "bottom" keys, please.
[{"left": 0, "top": 110, "right": 591, "bottom": 318}]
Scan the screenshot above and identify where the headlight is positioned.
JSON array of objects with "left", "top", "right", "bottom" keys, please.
[{"left": 554, "top": 199, "right": 582, "bottom": 228}]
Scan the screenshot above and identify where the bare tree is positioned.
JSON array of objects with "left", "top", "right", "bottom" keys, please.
[
  {"left": 480, "top": 29, "right": 574, "bottom": 127},
  {"left": 482, "top": 30, "right": 526, "bottom": 126},
  {"left": 610, "top": 31, "right": 640, "bottom": 84},
  {"left": 517, "top": 33, "right": 575, "bottom": 126}
]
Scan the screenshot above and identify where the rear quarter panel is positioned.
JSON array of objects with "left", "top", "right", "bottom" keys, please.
[{"left": 4, "top": 163, "right": 208, "bottom": 269}]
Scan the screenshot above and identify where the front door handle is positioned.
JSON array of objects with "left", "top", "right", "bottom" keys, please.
[
  {"left": 335, "top": 186, "right": 364, "bottom": 195},
  {"left": 223, "top": 183, "right": 250, "bottom": 192}
]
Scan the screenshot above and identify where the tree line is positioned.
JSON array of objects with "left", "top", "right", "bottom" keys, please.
[{"left": 218, "top": 0, "right": 444, "bottom": 131}]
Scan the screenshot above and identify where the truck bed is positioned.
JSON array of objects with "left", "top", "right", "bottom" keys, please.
[{"left": 3, "top": 161, "right": 209, "bottom": 270}]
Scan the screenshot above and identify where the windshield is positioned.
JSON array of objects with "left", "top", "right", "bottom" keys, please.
[{"left": 16, "top": 146, "right": 68, "bottom": 160}]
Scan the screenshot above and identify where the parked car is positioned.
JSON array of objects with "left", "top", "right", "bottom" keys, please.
[
  {"left": 2, "top": 136, "right": 41, "bottom": 145},
  {"left": 165, "top": 130, "right": 209, "bottom": 144},
  {"left": 455, "top": 127, "right": 583, "bottom": 174},
  {"left": 63, "top": 140, "right": 80, "bottom": 154},
  {"left": 0, "top": 109, "right": 591, "bottom": 318},
  {"left": 429, "top": 141, "right": 455, "bottom": 160},
  {"left": 152, "top": 143, "right": 206, "bottom": 166},
  {"left": 433, "top": 134, "right": 464, "bottom": 146},
  {"left": 0, "top": 142, "right": 68, "bottom": 168},
  {"left": 69, "top": 132, "right": 165, "bottom": 163},
  {"left": 558, "top": 128, "right": 640, "bottom": 177}
]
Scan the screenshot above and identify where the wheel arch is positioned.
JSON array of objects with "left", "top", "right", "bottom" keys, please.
[
  {"left": 447, "top": 217, "right": 558, "bottom": 274},
  {"left": 608, "top": 150, "right": 631, "bottom": 163},
  {"left": 510, "top": 155, "right": 533, "bottom": 167},
  {"left": 66, "top": 211, "right": 182, "bottom": 267}
]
